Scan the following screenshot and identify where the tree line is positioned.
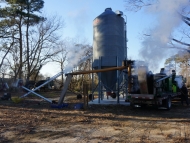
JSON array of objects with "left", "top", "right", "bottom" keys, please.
[{"left": 0, "top": 0, "right": 92, "bottom": 85}]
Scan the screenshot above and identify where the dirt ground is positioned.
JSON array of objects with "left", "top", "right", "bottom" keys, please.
[{"left": 0, "top": 90, "right": 190, "bottom": 143}]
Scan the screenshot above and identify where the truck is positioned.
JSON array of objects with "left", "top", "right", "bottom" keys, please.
[{"left": 126, "top": 60, "right": 184, "bottom": 110}]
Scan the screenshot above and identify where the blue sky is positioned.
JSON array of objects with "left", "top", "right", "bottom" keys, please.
[
  {"left": 43, "top": 0, "right": 149, "bottom": 59},
  {"left": 41, "top": 0, "right": 156, "bottom": 76},
  {"left": 41, "top": 0, "right": 187, "bottom": 76}
]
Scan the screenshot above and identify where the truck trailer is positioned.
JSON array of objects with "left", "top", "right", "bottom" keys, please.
[{"left": 127, "top": 60, "right": 184, "bottom": 110}]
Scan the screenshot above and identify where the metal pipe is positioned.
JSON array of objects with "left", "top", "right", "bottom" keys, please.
[
  {"left": 67, "top": 66, "right": 127, "bottom": 75},
  {"left": 155, "top": 75, "right": 171, "bottom": 83},
  {"left": 22, "top": 86, "right": 52, "bottom": 103},
  {"left": 91, "top": 59, "right": 94, "bottom": 102},
  {"left": 123, "top": 15, "right": 128, "bottom": 100},
  {"left": 58, "top": 74, "right": 73, "bottom": 105},
  {"left": 98, "top": 56, "right": 101, "bottom": 103},
  {"left": 117, "top": 56, "right": 120, "bottom": 104}
]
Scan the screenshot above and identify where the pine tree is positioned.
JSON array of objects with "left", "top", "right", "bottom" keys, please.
[{"left": 0, "top": 0, "right": 44, "bottom": 79}]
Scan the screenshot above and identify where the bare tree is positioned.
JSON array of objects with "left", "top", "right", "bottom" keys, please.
[
  {"left": 69, "top": 43, "right": 93, "bottom": 92},
  {"left": 50, "top": 40, "right": 67, "bottom": 88},
  {"left": 50, "top": 37, "right": 93, "bottom": 90},
  {"left": 24, "top": 15, "right": 64, "bottom": 81},
  {"left": 0, "top": 21, "right": 17, "bottom": 74},
  {"left": 0, "top": 0, "right": 45, "bottom": 79},
  {"left": 2, "top": 14, "right": 64, "bottom": 81},
  {"left": 0, "top": 43, "right": 13, "bottom": 71},
  {"left": 124, "top": 0, "right": 156, "bottom": 12},
  {"left": 125, "top": 0, "right": 190, "bottom": 48},
  {"left": 24, "top": 0, "right": 45, "bottom": 81},
  {"left": 165, "top": 51, "right": 190, "bottom": 86}
]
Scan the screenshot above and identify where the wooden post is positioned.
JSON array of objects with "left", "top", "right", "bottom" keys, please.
[{"left": 83, "top": 83, "right": 88, "bottom": 109}]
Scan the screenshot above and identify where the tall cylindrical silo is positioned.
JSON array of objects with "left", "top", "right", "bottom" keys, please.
[{"left": 93, "top": 8, "right": 125, "bottom": 91}]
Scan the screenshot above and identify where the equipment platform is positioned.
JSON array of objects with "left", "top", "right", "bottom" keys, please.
[{"left": 88, "top": 96, "right": 130, "bottom": 106}]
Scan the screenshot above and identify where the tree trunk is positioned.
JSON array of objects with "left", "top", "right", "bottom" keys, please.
[
  {"left": 34, "top": 65, "right": 42, "bottom": 81},
  {"left": 19, "top": 16, "right": 23, "bottom": 79},
  {"left": 26, "top": 2, "right": 30, "bottom": 81},
  {"left": 61, "top": 60, "right": 64, "bottom": 87}
]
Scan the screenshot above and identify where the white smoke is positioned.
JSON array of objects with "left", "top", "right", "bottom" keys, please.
[
  {"left": 175, "top": 77, "right": 183, "bottom": 88},
  {"left": 64, "top": 43, "right": 91, "bottom": 73},
  {"left": 140, "top": 0, "right": 189, "bottom": 72},
  {"left": 67, "top": 7, "right": 90, "bottom": 37}
]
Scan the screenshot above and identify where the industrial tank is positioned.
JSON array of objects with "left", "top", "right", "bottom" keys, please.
[{"left": 93, "top": 8, "right": 126, "bottom": 91}]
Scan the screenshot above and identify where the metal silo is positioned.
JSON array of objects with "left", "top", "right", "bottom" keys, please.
[{"left": 93, "top": 8, "right": 126, "bottom": 92}]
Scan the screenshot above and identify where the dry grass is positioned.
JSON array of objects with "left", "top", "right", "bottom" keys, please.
[{"left": 0, "top": 90, "right": 190, "bottom": 142}]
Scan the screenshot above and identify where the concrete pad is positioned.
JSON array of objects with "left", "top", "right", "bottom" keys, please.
[{"left": 88, "top": 96, "right": 130, "bottom": 106}]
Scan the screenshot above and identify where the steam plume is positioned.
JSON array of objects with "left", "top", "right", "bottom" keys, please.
[
  {"left": 64, "top": 43, "right": 91, "bottom": 73},
  {"left": 140, "top": 0, "right": 189, "bottom": 72}
]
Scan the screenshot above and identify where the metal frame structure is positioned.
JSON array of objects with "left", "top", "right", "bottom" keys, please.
[
  {"left": 20, "top": 55, "right": 93, "bottom": 103},
  {"left": 95, "top": 57, "right": 126, "bottom": 104},
  {"left": 21, "top": 66, "right": 126, "bottom": 105},
  {"left": 20, "top": 57, "right": 128, "bottom": 106},
  {"left": 58, "top": 65, "right": 127, "bottom": 105}
]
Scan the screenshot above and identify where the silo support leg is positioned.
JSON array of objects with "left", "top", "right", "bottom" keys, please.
[{"left": 58, "top": 74, "right": 72, "bottom": 105}]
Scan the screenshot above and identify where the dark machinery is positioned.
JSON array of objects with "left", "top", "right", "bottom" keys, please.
[{"left": 127, "top": 60, "right": 183, "bottom": 110}]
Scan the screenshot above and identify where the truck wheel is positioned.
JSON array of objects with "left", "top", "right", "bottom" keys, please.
[{"left": 163, "top": 97, "right": 171, "bottom": 110}]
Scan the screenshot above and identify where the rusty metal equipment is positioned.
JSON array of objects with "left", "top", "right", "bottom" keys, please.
[{"left": 126, "top": 60, "right": 184, "bottom": 110}]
